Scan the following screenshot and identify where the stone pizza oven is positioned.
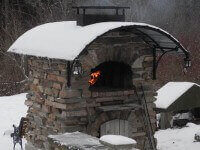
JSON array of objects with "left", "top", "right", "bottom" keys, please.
[{"left": 8, "top": 6, "right": 190, "bottom": 150}]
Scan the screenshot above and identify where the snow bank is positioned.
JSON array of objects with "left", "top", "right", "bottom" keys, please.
[
  {"left": 0, "top": 93, "right": 28, "bottom": 150},
  {"left": 100, "top": 135, "right": 136, "bottom": 145},
  {"left": 8, "top": 21, "right": 186, "bottom": 61},
  {"left": 155, "top": 123, "right": 200, "bottom": 150},
  {"left": 155, "top": 82, "right": 196, "bottom": 109}
]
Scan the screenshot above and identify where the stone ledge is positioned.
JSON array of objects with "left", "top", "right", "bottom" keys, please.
[{"left": 48, "top": 132, "right": 106, "bottom": 150}]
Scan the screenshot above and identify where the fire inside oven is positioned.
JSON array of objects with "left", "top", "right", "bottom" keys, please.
[{"left": 89, "top": 61, "right": 133, "bottom": 91}]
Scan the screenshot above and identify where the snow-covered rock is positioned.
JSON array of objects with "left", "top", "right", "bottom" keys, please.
[{"left": 100, "top": 135, "right": 137, "bottom": 150}]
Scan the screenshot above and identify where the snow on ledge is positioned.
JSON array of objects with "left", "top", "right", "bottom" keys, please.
[
  {"left": 48, "top": 131, "right": 102, "bottom": 148},
  {"left": 155, "top": 82, "right": 197, "bottom": 109},
  {"left": 8, "top": 21, "right": 182, "bottom": 61},
  {"left": 100, "top": 135, "right": 137, "bottom": 146}
]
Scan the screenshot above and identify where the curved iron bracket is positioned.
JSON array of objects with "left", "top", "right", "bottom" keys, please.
[{"left": 152, "top": 47, "right": 179, "bottom": 80}]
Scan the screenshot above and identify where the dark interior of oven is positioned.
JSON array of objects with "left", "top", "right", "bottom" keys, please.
[{"left": 89, "top": 61, "right": 133, "bottom": 91}]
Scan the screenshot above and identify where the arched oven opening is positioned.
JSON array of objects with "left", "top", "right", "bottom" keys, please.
[{"left": 89, "top": 61, "right": 133, "bottom": 91}]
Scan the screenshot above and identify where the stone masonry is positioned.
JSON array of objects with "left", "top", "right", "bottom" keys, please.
[{"left": 25, "top": 27, "right": 157, "bottom": 150}]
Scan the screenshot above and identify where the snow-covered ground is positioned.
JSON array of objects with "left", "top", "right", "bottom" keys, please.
[
  {"left": 0, "top": 93, "right": 28, "bottom": 150},
  {"left": 1, "top": 93, "right": 200, "bottom": 150},
  {"left": 155, "top": 123, "right": 200, "bottom": 150}
]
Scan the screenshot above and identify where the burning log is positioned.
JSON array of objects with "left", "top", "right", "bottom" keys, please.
[{"left": 89, "top": 70, "right": 101, "bottom": 85}]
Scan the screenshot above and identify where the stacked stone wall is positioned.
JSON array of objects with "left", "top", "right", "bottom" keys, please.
[{"left": 25, "top": 28, "right": 157, "bottom": 150}]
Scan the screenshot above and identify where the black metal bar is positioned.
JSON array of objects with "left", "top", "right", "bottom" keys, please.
[
  {"left": 153, "top": 47, "right": 157, "bottom": 80},
  {"left": 122, "top": 9, "right": 125, "bottom": 15},
  {"left": 83, "top": 8, "right": 86, "bottom": 15},
  {"left": 77, "top": 8, "right": 79, "bottom": 14},
  {"left": 116, "top": 8, "right": 119, "bottom": 15},
  {"left": 67, "top": 61, "right": 71, "bottom": 87},
  {"left": 72, "top": 6, "right": 130, "bottom": 10},
  {"left": 154, "top": 46, "right": 178, "bottom": 51}
]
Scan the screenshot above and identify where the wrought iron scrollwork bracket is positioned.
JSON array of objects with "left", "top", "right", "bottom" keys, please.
[{"left": 152, "top": 46, "right": 179, "bottom": 80}]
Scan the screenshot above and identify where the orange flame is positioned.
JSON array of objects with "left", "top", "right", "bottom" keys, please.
[{"left": 89, "top": 70, "right": 101, "bottom": 85}]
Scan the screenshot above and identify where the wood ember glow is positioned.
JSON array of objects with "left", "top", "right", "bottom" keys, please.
[{"left": 89, "top": 70, "right": 101, "bottom": 85}]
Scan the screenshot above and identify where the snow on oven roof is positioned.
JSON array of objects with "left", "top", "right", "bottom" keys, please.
[
  {"left": 8, "top": 21, "right": 188, "bottom": 61},
  {"left": 155, "top": 82, "right": 197, "bottom": 109}
]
